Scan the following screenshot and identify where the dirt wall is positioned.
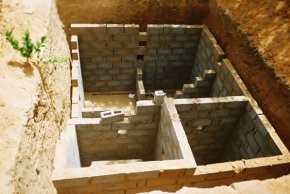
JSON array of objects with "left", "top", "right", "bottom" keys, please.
[
  {"left": 0, "top": 0, "right": 71, "bottom": 193},
  {"left": 56, "top": 0, "right": 209, "bottom": 32},
  {"left": 205, "top": 0, "right": 290, "bottom": 149}
]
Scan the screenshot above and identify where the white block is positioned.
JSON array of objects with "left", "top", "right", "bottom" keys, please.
[{"left": 154, "top": 90, "right": 166, "bottom": 105}]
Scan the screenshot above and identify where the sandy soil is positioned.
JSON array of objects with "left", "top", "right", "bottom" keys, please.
[
  {"left": 217, "top": 0, "right": 290, "bottom": 85},
  {"left": 84, "top": 93, "right": 136, "bottom": 115},
  {"left": 0, "top": 0, "right": 71, "bottom": 193},
  {"left": 206, "top": 0, "right": 290, "bottom": 149},
  {"left": 57, "top": 0, "right": 208, "bottom": 32},
  {"left": 147, "top": 174, "right": 290, "bottom": 194}
]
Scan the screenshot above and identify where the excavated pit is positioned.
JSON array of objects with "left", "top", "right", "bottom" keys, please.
[{"left": 52, "top": 24, "right": 290, "bottom": 194}]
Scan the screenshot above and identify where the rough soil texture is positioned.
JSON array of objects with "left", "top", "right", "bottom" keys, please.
[
  {"left": 216, "top": 0, "right": 290, "bottom": 85},
  {"left": 146, "top": 174, "right": 290, "bottom": 194},
  {"left": 0, "top": 0, "right": 71, "bottom": 193},
  {"left": 206, "top": 0, "right": 290, "bottom": 149},
  {"left": 56, "top": 0, "right": 208, "bottom": 31}
]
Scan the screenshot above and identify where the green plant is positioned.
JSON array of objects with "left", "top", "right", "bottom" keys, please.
[
  {"left": 4, "top": 29, "right": 69, "bottom": 105},
  {"left": 4, "top": 29, "right": 46, "bottom": 62}
]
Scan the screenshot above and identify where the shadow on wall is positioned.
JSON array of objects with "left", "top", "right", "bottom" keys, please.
[{"left": 8, "top": 61, "right": 34, "bottom": 77}]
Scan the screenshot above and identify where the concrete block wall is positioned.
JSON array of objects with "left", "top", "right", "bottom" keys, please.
[
  {"left": 54, "top": 125, "right": 81, "bottom": 171},
  {"left": 71, "top": 24, "right": 140, "bottom": 92},
  {"left": 175, "top": 97, "right": 247, "bottom": 165},
  {"left": 210, "top": 59, "right": 245, "bottom": 97},
  {"left": 142, "top": 24, "right": 202, "bottom": 90},
  {"left": 65, "top": 125, "right": 81, "bottom": 168},
  {"left": 222, "top": 103, "right": 282, "bottom": 162},
  {"left": 53, "top": 97, "right": 290, "bottom": 194},
  {"left": 53, "top": 25, "right": 290, "bottom": 194},
  {"left": 155, "top": 98, "right": 186, "bottom": 160},
  {"left": 70, "top": 35, "right": 85, "bottom": 118},
  {"left": 71, "top": 24, "right": 206, "bottom": 93},
  {"left": 191, "top": 27, "right": 225, "bottom": 78},
  {"left": 136, "top": 68, "right": 146, "bottom": 100},
  {"left": 175, "top": 69, "right": 216, "bottom": 98},
  {"left": 75, "top": 101, "right": 160, "bottom": 167}
]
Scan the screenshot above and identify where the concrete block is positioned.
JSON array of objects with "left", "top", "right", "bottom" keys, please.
[
  {"left": 183, "top": 42, "right": 196, "bottom": 48},
  {"left": 169, "top": 41, "right": 182, "bottom": 48},
  {"left": 70, "top": 35, "right": 78, "bottom": 49},
  {"left": 108, "top": 81, "right": 121, "bottom": 87},
  {"left": 182, "top": 84, "right": 198, "bottom": 94},
  {"left": 124, "top": 24, "right": 139, "bottom": 34},
  {"left": 121, "top": 80, "right": 134, "bottom": 86},
  {"left": 136, "top": 101, "right": 159, "bottom": 114},
  {"left": 95, "top": 35, "right": 113, "bottom": 41},
  {"left": 168, "top": 55, "right": 180, "bottom": 61},
  {"left": 184, "top": 25, "right": 202, "bottom": 34},
  {"left": 72, "top": 87, "right": 79, "bottom": 104},
  {"left": 172, "top": 48, "right": 186, "bottom": 55},
  {"left": 146, "top": 41, "right": 160, "bottom": 48},
  {"left": 84, "top": 64, "right": 97, "bottom": 70},
  {"left": 120, "top": 62, "right": 133, "bottom": 68},
  {"left": 135, "top": 46, "right": 146, "bottom": 55},
  {"left": 129, "top": 114, "right": 153, "bottom": 123},
  {"left": 138, "top": 32, "right": 149, "bottom": 41},
  {"left": 203, "top": 69, "right": 216, "bottom": 80},
  {"left": 113, "top": 35, "right": 130, "bottom": 41},
  {"left": 123, "top": 41, "right": 139, "bottom": 48},
  {"left": 99, "top": 75, "right": 112, "bottom": 81},
  {"left": 133, "top": 61, "right": 144, "bottom": 68},
  {"left": 114, "top": 49, "right": 131, "bottom": 55},
  {"left": 149, "top": 35, "right": 160, "bottom": 41},
  {"left": 71, "top": 24, "right": 107, "bottom": 33},
  {"left": 107, "top": 55, "right": 122, "bottom": 63},
  {"left": 122, "top": 68, "right": 135, "bottom": 74},
  {"left": 108, "top": 68, "right": 121, "bottom": 75},
  {"left": 212, "top": 44, "right": 225, "bottom": 62},
  {"left": 136, "top": 68, "right": 143, "bottom": 80},
  {"left": 116, "top": 74, "right": 134, "bottom": 80},
  {"left": 100, "top": 110, "right": 125, "bottom": 124},
  {"left": 147, "top": 24, "right": 164, "bottom": 34},
  {"left": 107, "top": 41, "right": 123, "bottom": 49},
  {"left": 71, "top": 65, "right": 78, "bottom": 87},
  {"left": 181, "top": 55, "right": 195, "bottom": 61},
  {"left": 71, "top": 49, "right": 79, "bottom": 60},
  {"left": 154, "top": 90, "right": 166, "bottom": 105},
  {"left": 144, "top": 55, "right": 158, "bottom": 61},
  {"left": 93, "top": 42, "right": 107, "bottom": 49},
  {"left": 107, "top": 24, "right": 124, "bottom": 34},
  {"left": 137, "top": 80, "right": 146, "bottom": 100},
  {"left": 122, "top": 55, "right": 137, "bottom": 62},
  {"left": 91, "top": 56, "right": 106, "bottom": 62},
  {"left": 112, "top": 119, "right": 135, "bottom": 130},
  {"left": 160, "top": 35, "right": 174, "bottom": 41},
  {"left": 157, "top": 49, "right": 171, "bottom": 55},
  {"left": 71, "top": 103, "right": 79, "bottom": 118},
  {"left": 194, "top": 76, "right": 212, "bottom": 87}
]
